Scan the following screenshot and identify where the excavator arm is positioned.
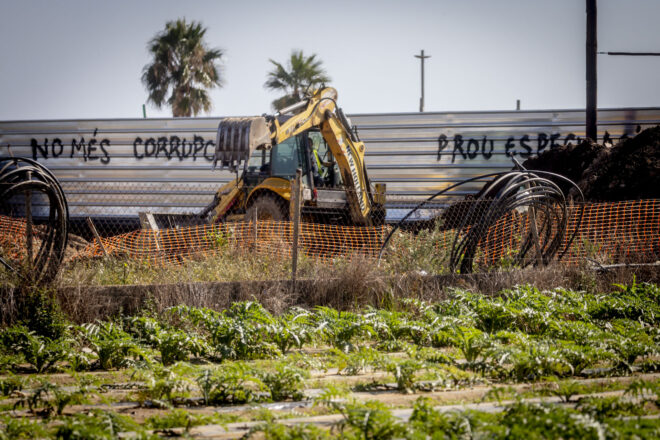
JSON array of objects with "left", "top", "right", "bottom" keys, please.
[{"left": 271, "top": 88, "right": 373, "bottom": 223}]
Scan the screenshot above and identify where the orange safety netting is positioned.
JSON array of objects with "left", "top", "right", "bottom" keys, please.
[
  {"left": 0, "top": 215, "right": 31, "bottom": 261},
  {"left": 2, "top": 200, "right": 659, "bottom": 269},
  {"left": 473, "top": 200, "right": 660, "bottom": 267},
  {"left": 561, "top": 200, "right": 660, "bottom": 265},
  {"left": 77, "top": 220, "right": 387, "bottom": 265}
]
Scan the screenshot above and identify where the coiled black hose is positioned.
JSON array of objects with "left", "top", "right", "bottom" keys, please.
[
  {"left": 0, "top": 157, "right": 69, "bottom": 284},
  {"left": 378, "top": 168, "right": 584, "bottom": 274}
]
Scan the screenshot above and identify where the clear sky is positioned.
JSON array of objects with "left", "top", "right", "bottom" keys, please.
[{"left": 0, "top": 0, "right": 658, "bottom": 120}]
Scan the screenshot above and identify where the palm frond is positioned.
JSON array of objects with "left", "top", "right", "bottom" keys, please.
[{"left": 264, "top": 50, "right": 331, "bottom": 111}]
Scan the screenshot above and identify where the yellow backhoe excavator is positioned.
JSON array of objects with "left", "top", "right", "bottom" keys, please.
[{"left": 200, "top": 87, "right": 386, "bottom": 226}]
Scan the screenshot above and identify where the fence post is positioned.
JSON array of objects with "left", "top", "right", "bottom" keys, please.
[
  {"left": 291, "top": 168, "right": 303, "bottom": 288},
  {"left": 528, "top": 204, "right": 544, "bottom": 266},
  {"left": 139, "top": 212, "right": 161, "bottom": 252},
  {"left": 252, "top": 207, "right": 258, "bottom": 249}
]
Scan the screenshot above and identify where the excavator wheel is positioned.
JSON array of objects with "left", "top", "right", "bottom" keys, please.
[{"left": 245, "top": 194, "right": 289, "bottom": 221}]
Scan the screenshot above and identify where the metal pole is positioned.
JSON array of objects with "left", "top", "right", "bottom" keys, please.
[
  {"left": 598, "top": 51, "right": 660, "bottom": 56},
  {"left": 586, "top": 0, "right": 598, "bottom": 141},
  {"left": 291, "top": 169, "right": 302, "bottom": 287},
  {"left": 414, "top": 50, "right": 431, "bottom": 112}
]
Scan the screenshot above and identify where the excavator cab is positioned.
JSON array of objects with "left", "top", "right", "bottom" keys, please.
[{"left": 242, "top": 129, "right": 341, "bottom": 188}]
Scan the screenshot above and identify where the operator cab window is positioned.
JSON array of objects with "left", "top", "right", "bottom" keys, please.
[
  {"left": 247, "top": 149, "right": 270, "bottom": 173},
  {"left": 271, "top": 136, "right": 307, "bottom": 179},
  {"left": 308, "top": 131, "right": 342, "bottom": 187},
  {"left": 245, "top": 149, "right": 271, "bottom": 185}
]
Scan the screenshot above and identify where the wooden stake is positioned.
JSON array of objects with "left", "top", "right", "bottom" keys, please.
[
  {"left": 87, "top": 217, "right": 109, "bottom": 257},
  {"left": 291, "top": 169, "right": 303, "bottom": 287},
  {"left": 253, "top": 207, "right": 258, "bottom": 249}
]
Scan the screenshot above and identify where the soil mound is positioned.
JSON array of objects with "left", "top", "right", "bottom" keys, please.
[
  {"left": 523, "top": 125, "right": 660, "bottom": 201},
  {"left": 522, "top": 139, "right": 604, "bottom": 196}
]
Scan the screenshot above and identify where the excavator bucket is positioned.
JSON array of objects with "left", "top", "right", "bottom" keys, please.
[{"left": 213, "top": 117, "right": 272, "bottom": 172}]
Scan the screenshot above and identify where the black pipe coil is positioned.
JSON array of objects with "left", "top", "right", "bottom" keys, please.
[
  {"left": 378, "top": 168, "right": 585, "bottom": 274},
  {"left": 0, "top": 157, "right": 69, "bottom": 284}
]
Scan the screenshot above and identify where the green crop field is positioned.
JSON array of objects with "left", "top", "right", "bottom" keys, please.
[{"left": 1, "top": 281, "right": 659, "bottom": 439}]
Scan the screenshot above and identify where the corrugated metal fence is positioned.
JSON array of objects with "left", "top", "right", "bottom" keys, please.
[{"left": 1, "top": 108, "right": 659, "bottom": 221}]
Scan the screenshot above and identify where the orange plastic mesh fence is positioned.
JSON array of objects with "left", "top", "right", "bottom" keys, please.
[
  {"left": 0, "top": 215, "right": 29, "bottom": 262},
  {"left": 73, "top": 220, "right": 387, "bottom": 265},
  {"left": 1, "top": 200, "right": 659, "bottom": 269}
]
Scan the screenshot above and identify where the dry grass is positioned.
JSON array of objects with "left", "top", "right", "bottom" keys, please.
[
  {"left": 3, "top": 257, "right": 658, "bottom": 325},
  {"left": 2, "top": 223, "right": 659, "bottom": 325}
]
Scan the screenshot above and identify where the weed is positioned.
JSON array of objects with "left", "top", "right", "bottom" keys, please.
[
  {"left": 333, "top": 400, "right": 407, "bottom": 440},
  {"left": 171, "top": 303, "right": 280, "bottom": 361},
  {"left": 134, "top": 365, "right": 191, "bottom": 408},
  {"left": 334, "top": 346, "right": 385, "bottom": 376},
  {"left": 17, "top": 288, "right": 67, "bottom": 340},
  {"left": 0, "top": 353, "right": 24, "bottom": 374},
  {"left": 53, "top": 410, "right": 146, "bottom": 440},
  {"left": 0, "top": 415, "right": 48, "bottom": 440},
  {"left": 313, "top": 384, "right": 350, "bottom": 407},
  {"left": 145, "top": 408, "right": 231, "bottom": 431},
  {"left": 486, "top": 401, "right": 607, "bottom": 439},
  {"left": 496, "top": 341, "right": 575, "bottom": 381},
  {"left": 207, "top": 229, "right": 232, "bottom": 248},
  {"left": 624, "top": 378, "right": 660, "bottom": 405},
  {"left": 157, "top": 328, "right": 207, "bottom": 366},
  {"left": 270, "top": 308, "right": 313, "bottom": 354},
  {"left": 197, "top": 363, "right": 265, "bottom": 405},
  {"left": 79, "top": 321, "right": 143, "bottom": 370},
  {"left": 314, "top": 306, "right": 373, "bottom": 353},
  {"left": 13, "top": 381, "right": 88, "bottom": 417},
  {"left": 259, "top": 363, "right": 308, "bottom": 401},
  {"left": 447, "top": 325, "right": 491, "bottom": 365},
  {"left": 576, "top": 395, "right": 648, "bottom": 420},
  {"left": 1, "top": 325, "right": 69, "bottom": 373},
  {"left": 387, "top": 359, "right": 424, "bottom": 393},
  {"left": 0, "top": 374, "right": 24, "bottom": 396},
  {"left": 246, "top": 422, "right": 331, "bottom": 440},
  {"left": 409, "top": 397, "right": 473, "bottom": 436},
  {"left": 481, "top": 386, "right": 519, "bottom": 404},
  {"left": 542, "top": 379, "right": 584, "bottom": 403}
]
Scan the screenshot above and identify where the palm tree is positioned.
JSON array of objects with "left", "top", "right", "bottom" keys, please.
[
  {"left": 142, "top": 19, "right": 223, "bottom": 117},
  {"left": 265, "top": 50, "right": 331, "bottom": 111}
]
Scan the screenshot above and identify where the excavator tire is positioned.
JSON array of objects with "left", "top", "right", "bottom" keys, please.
[{"left": 245, "top": 194, "right": 289, "bottom": 221}]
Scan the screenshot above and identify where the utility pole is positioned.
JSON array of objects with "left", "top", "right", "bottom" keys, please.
[
  {"left": 586, "top": 0, "right": 597, "bottom": 141},
  {"left": 414, "top": 50, "right": 431, "bottom": 112}
]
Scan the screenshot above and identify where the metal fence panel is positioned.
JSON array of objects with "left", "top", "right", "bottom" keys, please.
[{"left": 1, "top": 108, "right": 659, "bottom": 221}]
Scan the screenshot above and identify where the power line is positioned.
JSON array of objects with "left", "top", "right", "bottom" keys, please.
[{"left": 598, "top": 51, "right": 660, "bottom": 56}]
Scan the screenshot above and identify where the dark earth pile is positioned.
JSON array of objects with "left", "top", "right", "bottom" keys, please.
[
  {"left": 522, "top": 139, "right": 604, "bottom": 197},
  {"left": 523, "top": 125, "right": 660, "bottom": 201}
]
